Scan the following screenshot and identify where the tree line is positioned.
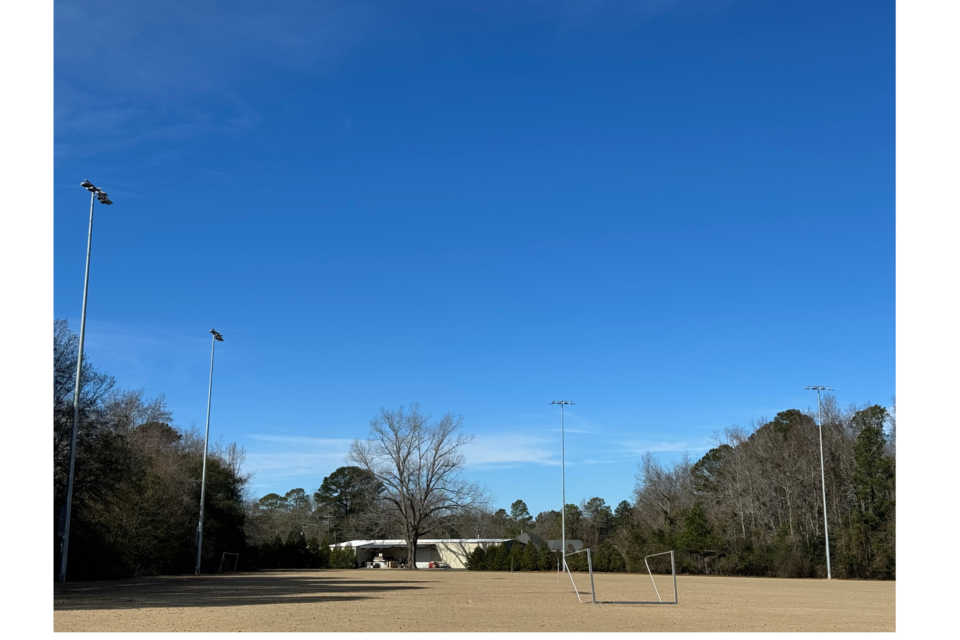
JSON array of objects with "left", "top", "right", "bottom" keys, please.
[
  {"left": 55, "top": 319, "right": 894, "bottom": 580},
  {"left": 54, "top": 320, "right": 248, "bottom": 580},
  {"left": 467, "top": 403, "right": 895, "bottom": 579},
  {"left": 247, "top": 402, "right": 894, "bottom": 580}
]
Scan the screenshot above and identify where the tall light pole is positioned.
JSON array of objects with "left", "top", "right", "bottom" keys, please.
[
  {"left": 58, "top": 181, "right": 113, "bottom": 584},
  {"left": 806, "top": 385, "right": 834, "bottom": 580},
  {"left": 550, "top": 400, "right": 574, "bottom": 571},
  {"left": 196, "top": 328, "right": 224, "bottom": 575}
]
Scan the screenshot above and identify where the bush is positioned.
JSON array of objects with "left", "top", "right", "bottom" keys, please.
[
  {"left": 592, "top": 541, "right": 626, "bottom": 573},
  {"left": 539, "top": 543, "right": 558, "bottom": 571},
  {"left": 467, "top": 542, "right": 625, "bottom": 573},
  {"left": 520, "top": 541, "right": 539, "bottom": 571},
  {"left": 487, "top": 544, "right": 510, "bottom": 571},
  {"left": 466, "top": 546, "right": 487, "bottom": 570},
  {"left": 329, "top": 546, "right": 357, "bottom": 569}
]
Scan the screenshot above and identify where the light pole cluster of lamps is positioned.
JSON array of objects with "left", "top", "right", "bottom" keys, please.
[
  {"left": 806, "top": 384, "right": 835, "bottom": 580},
  {"left": 551, "top": 386, "right": 837, "bottom": 583},
  {"left": 57, "top": 181, "right": 112, "bottom": 584},
  {"left": 549, "top": 400, "right": 574, "bottom": 573},
  {"left": 58, "top": 181, "right": 224, "bottom": 583},
  {"left": 196, "top": 329, "right": 224, "bottom": 575}
]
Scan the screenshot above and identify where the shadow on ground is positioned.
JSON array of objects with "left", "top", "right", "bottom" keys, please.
[{"left": 54, "top": 570, "right": 428, "bottom": 611}]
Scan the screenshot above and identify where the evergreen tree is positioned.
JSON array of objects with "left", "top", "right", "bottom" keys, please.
[
  {"left": 678, "top": 502, "right": 721, "bottom": 573},
  {"left": 509, "top": 500, "right": 533, "bottom": 535},
  {"left": 538, "top": 542, "right": 555, "bottom": 571},
  {"left": 466, "top": 546, "right": 487, "bottom": 570},
  {"left": 612, "top": 500, "right": 633, "bottom": 530},
  {"left": 852, "top": 406, "right": 895, "bottom": 527},
  {"left": 847, "top": 405, "right": 896, "bottom": 578},
  {"left": 520, "top": 540, "right": 538, "bottom": 571}
]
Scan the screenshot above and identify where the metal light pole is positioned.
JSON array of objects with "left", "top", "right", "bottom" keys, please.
[
  {"left": 58, "top": 181, "right": 113, "bottom": 584},
  {"left": 806, "top": 385, "right": 834, "bottom": 580},
  {"left": 550, "top": 400, "right": 574, "bottom": 571},
  {"left": 196, "top": 329, "right": 224, "bottom": 575}
]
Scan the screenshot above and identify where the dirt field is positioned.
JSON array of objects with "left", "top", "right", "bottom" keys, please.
[{"left": 53, "top": 568, "right": 895, "bottom": 632}]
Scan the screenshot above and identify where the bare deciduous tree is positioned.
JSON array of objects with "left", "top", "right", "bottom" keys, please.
[
  {"left": 348, "top": 403, "right": 487, "bottom": 568},
  {"left": 633, "top": 452, "right": 694, "bottom": 531}
]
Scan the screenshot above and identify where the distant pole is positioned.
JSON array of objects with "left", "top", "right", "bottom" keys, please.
[
  {"left": 550, "top": 400, "right": 574, "bottom": 571},
  {"left": 806, "top": 385, "right": 834, "bottom": 580},
  {"left": 196, "top": 329, "right": 224, "bottom": 575},
  {"left": 58, "top": 181, "right": 113, "bottom": 584}
]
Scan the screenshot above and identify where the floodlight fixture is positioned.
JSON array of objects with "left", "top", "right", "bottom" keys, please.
[
  {"left": 80, "top": 180, "right": 94, "bottom": 189},
  {"left": 806, "top": 384, "right": 835, "bottom": 580},
  {"left": 210, "top": 329, "right": 224, "bottom": 342}
]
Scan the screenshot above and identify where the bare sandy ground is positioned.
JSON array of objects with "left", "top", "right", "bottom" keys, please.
[{"left": 54, "top": 568, "right": 895, "bottom": 632}]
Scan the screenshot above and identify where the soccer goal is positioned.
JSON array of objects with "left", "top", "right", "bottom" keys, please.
[
  {"left": 563, "top": 548, "right": 597, "bottom": 604},
  {"left": 218, "top": 552, "right": 240, "bottom": 572},
  {"left": 597, "top": 550, "right": 678, "bottom": 605}
]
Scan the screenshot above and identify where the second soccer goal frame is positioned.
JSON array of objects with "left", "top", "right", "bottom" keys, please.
[
  {"left": 218, "top": 552, "right": 240, "bottom": 572},
  {"left": 592, "top": 549, "right": 679, "bottom": 605}
]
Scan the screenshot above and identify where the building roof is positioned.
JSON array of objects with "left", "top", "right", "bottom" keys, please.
[
  {"left": 516, "top": 533, "right": 583, "bottom": 551},
  {"left": 333, "top": 538, "right": 512, "bottom": 549}
]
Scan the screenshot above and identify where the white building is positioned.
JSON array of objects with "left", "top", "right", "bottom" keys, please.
[{"left": 331, "top": 538, "right": 513, "bottom": 569}]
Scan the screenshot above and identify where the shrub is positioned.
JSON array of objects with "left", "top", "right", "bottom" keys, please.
[
  {"left": 466, "top": 546, "right": 487, "bottom": 570},
  {"left": 592, "top": 541, "right": 626, "bottom": 573},
  {"left": 539, "top": 543, "right": 557, "bottom": 571},
  {"left": 329, "top": 546, "right": 357, "bottom": 569}
]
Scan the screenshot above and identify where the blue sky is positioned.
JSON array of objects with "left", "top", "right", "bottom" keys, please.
[{"left": 53, "top": 0, "right": 895, "bottom": 516}]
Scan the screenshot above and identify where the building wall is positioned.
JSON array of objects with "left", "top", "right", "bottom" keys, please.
[
  {"left": 413, "top": 546, "right": 436, "bottom": 568},
  {"left": 432, "top": 540, "right": 506, "bottom": 569}
]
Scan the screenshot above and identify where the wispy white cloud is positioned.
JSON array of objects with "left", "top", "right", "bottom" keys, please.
[
  {"left": 243, "top": 434, "right": 353, "bottom": 495},
  {"left": 463, "top": 434, "right": 559, "bottom": 469},
  {"left": 55, "top": 0, "right": 383, "bottom": 157},
  {"left": 239, "top": 430, "right": 716, "bottom": 496},
  {"left": 615, "top": 436, "right": 716, "bottom": 457},
  {"left": 248, "top": 435, "right": 354, "bottom": 447},
  {"left": 61, "top": 320, "right": 227, "bottom": 412}
]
